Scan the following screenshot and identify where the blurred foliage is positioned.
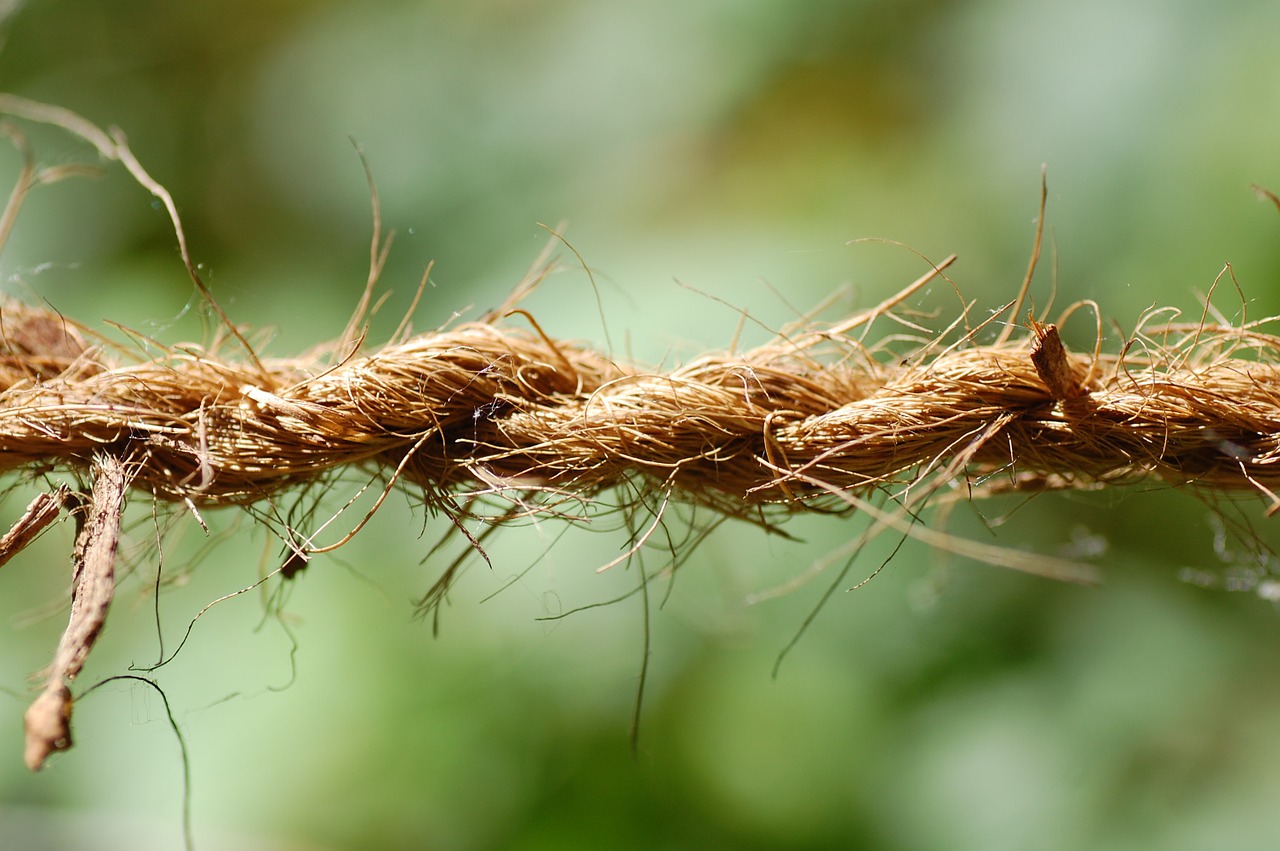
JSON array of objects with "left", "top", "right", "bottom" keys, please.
[{"left": 4, "top": 1, "right": 1280, "bottom": 849}]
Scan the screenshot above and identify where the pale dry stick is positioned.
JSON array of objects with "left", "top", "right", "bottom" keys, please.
[
  {"left": 23, "top": 454, "right": 131, "bottom": 771},
  {"left": 0, "top": 483, "right": 68, "bottom": 569}
]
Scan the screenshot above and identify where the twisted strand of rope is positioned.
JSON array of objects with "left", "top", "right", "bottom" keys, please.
[
  {"left": 3, "top": 289, "right": 1278, "bottom": 523},
  {"left": 9, "top": 94, "right": 1280, "bottom": 784}
]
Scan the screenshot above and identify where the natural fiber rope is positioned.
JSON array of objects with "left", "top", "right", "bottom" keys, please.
[
  {"left": 3, "top": 92, "right": 1272, "bottom": 524},
  {"left": 9, "top": 92, "right": 1279, "bottom": 785},
  {"left": 3, "top": 291, "right": 1278, "bottom": 521}
]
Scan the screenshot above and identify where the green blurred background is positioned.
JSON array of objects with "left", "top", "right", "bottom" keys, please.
[{"left": 4, "top": 1, "right": 1280, "bottom": 849}]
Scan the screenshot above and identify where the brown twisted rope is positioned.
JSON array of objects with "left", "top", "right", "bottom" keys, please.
[
  {"left": 10, "top": 278, "right": 1280, "bottom": 774},
  {"left": 4, "top": 95, "right": 1280, "bottom": 777},
  {"left": 3, "top": 282, "right": 1277, "bottom": 521}
]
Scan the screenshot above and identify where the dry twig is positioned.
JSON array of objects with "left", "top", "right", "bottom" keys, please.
[{"left": 23, "top": 454, "right": 130, "bottom": 770}]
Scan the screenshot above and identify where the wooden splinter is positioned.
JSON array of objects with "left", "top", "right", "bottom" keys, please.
[
  {"left": 23, "top": 455, "right": 129, "bottom": 771},
  {"left": 1029, "top": 320, "right": 1088, "bottom": 401},
  {"left": 0, "top": 484, "right": 69, "bottom": 570}
]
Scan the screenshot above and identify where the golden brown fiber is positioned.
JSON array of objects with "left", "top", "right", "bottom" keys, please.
[
  {"left": 2, "top": 287, "right": 1278, "bottom": 525},
  {"left": 4, "top": 94, "right": 1280, "bottom": 775}
]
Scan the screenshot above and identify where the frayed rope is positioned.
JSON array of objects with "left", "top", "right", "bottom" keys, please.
[
  {"left": 3, "top": 270, "right": 1278, "bottom": 526},
  {"left": 4, "top": 94, "right": 1279, "bottom": 771}
]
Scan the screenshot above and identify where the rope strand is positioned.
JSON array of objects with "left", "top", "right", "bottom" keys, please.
[{"left": 2, "top": 295, "right": 1276, "bottom": 519}]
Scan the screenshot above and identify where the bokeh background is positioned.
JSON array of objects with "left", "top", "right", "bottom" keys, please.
[{"left": 4, "top": 1, "right": 1280, "bottom": 849}]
